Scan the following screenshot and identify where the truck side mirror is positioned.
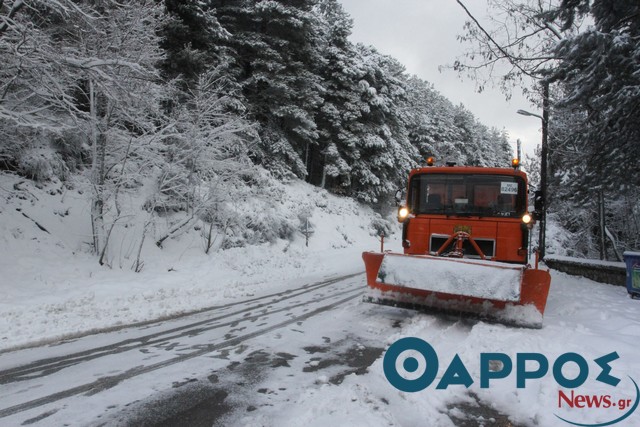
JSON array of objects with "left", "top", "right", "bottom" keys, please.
[{"left": 534, "top": 190, "right": 544, "bottom": 215}]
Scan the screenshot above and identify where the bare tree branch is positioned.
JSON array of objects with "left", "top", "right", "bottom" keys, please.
[{"left": 456, "top": 0, "right": 537, "bottom": 78}]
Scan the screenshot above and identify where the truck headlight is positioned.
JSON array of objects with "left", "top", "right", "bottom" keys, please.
[{"left": 398, "top": 207, "right": 409, "bottom": 222}]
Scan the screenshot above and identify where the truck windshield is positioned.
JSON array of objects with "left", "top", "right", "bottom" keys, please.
[{"left": 408, "top": 173, "right": 526, "bottom": 218}]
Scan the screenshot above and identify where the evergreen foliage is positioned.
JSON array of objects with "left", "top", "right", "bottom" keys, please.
[
  {"left": 545, "top": 0, "right": 640, "bottom": 256},
  {"left": 159, "top": 0, "right": 512, "bottom": 203},
  {"left": 548, "top": 0, "right": 640, "bottom": 191},
  {"left": 1, "top": 0, "right": 514, "bottom": 263},
  {"left": 454, "top": 0, "right": 640, "bottom": 256}
]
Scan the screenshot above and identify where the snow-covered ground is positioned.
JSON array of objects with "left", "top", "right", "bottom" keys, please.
[
  {"left": 1, "top": 173, "right": 639, "bottom": 426},
  {"left": 0, "top": 173, "right": 387, "bottom": 351}
]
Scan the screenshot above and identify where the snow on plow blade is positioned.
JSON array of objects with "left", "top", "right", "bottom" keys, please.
[{"left": 362, "top": 252, "right": 551, "bottom": 328}]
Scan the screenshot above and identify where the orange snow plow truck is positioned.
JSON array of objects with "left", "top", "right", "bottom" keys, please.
[{"left": 362, "top": 158, "right": 551, "bottom": 328}]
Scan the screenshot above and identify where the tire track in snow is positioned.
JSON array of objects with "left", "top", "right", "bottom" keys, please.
[
  {"left": 0, "top": 272, "right": 362, "bottom": 384},
  {"left": 0, "top": 276, "right": 363, "bottom": 419}
]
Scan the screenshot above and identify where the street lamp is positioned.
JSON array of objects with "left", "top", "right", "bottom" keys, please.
[
  {"left": 517, "top": 81, "right": 549, "bottom": 260},
  {"left": 516, "top": 109, "right": 543, "bottom": 120}
]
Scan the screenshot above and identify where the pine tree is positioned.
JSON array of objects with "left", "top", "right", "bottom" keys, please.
[
  {"left": 342, "top": 45, "right": 418, "bottom": 204},
  {"left": 309, "top": 0, "right": 357, "bottom": 188},
  {"left": 160, "top": 0, "right": 231, "bottom": 88},
  {"left": 542, "top": 0, "right": 640, "bottom": 254},
  {"left": 549, "top": 0, "right": 640, "bottom": 191},
  {"left": 206, "top": 0, "right": 325, "bottom": 180}
]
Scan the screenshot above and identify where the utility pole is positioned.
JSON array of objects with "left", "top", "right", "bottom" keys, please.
[
  {"left": 516, "top": 80, "right": 550, "bottom": 259},
  {"left": 539, "top": 81, "right": 549, "bottom": 259}
]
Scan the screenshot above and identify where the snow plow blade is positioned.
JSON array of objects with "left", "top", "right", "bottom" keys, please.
[{"left": 362, "top": 252, "right": 551, "bottom": 328}]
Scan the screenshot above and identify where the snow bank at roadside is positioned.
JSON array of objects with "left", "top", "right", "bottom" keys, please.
[
  {"left": 0, "top": 173, "right": 394, "bottom": 351},
  {"left": 545, "top": 254, "right": 626, "bottom": 269}
]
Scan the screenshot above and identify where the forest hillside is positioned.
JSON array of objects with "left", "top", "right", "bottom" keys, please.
[{"left": 0, "top": 0, "right": 513, "bottom": 268}]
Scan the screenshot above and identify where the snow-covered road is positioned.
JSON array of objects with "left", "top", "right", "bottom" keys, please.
[
  {"left": 2, "top": 269, "right": 640, "bottom": 426},
  {"left": 0, "top": 273, "right": 371, "bottom": 425}
]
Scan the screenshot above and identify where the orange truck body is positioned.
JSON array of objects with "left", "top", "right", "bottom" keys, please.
[{"left": 362, "top": 164, "right": 552, "bottom": 327}]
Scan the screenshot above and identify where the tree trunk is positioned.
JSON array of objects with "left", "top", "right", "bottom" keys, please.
[
  {"left": 89, "top": 79, "right": 101, "bottom": 253},
  {"left": 598, "top": 190, "right": 606, "bottom": 260},
  {"left": 90, "top": 79, "right": 107, "bottom": 261}
]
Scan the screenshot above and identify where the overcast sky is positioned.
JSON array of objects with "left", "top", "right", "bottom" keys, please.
[{"left": 338, "top": 0, "right": 543, "bottom": 158}]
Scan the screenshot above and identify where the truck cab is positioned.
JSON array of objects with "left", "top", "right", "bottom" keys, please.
[{"left": 398, "top": 163, "right": 531, "bottom": 264}]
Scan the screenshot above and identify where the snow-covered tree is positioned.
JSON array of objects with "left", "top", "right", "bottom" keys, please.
[
  {"left": 160, "top": 0, "right": 232, "bottom": 91},
  {"left": 309, "top": 0, "right": 357, "bottom": 188},
  {"left": 0, "top": 0, "right": 170, "bottom": 263},
  {"left": 455, "top": 0, "right": 640, "bottom": 255},
  {"left": 546, "top": 1, "right": 640, "bottom": 255},
  {"left": 63, "top": 1, "right": 167, "bottom": 263},
  {"left": 1, "top": 0, "right": 89, "bottom": 129},
  {"left": 205, "top": 0, "right": 325, "bottom": 180},
  {"left": 548, "top": 0, "right": 640, "bottom": 191},
  {"left": 401, "top": 76, "right": 512, "bottom": 168},
  {"left": 153, "top": 70, "right": 258, "bottom": 252},
  {"left": 1, "top": 0, "right": 518, "bottom": 267}
]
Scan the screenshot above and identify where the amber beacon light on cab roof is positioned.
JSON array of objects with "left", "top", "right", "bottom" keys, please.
[{"left": 362, "top": 157, "right": 551, "bottom": 328}]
